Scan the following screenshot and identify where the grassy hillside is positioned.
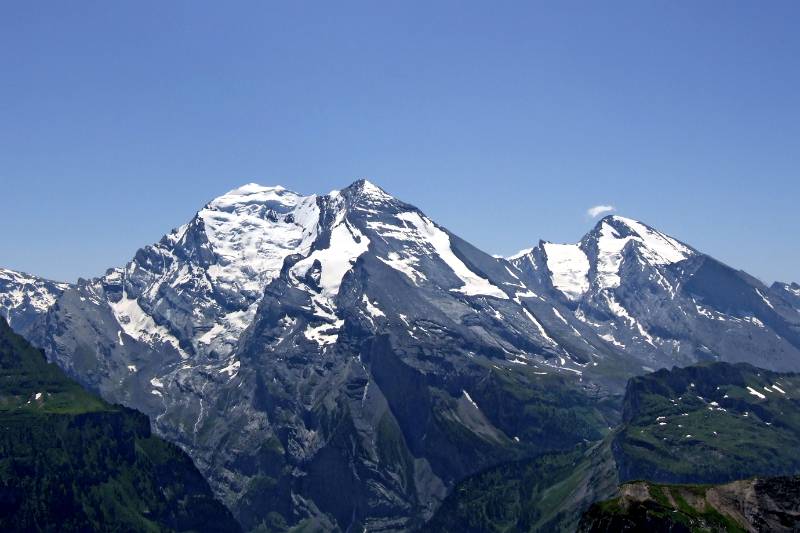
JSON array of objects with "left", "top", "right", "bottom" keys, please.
[
  {"left": 419, "top": 438, "right": 618, "bottom": 533},
  {"left": 615, "top": 362, "right": 800, "bottom": 484}
]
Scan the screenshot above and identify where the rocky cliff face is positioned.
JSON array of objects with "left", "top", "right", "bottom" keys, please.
[{"left": 2, "top": 180, "right": 800, "bottom": 531}]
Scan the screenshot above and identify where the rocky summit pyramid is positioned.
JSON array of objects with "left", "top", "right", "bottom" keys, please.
[{"left": 2, "top": 179, "right": 799, "bottom": 531}]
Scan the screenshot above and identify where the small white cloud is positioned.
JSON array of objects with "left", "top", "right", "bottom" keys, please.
[{"left": 586, "top": 204, "right": 615, "bottom": 218}]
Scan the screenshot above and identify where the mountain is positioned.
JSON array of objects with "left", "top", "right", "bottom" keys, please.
[
  {"left": 509, "top": 215, "right": 800, "bottom": 383},
  {"left": 0, "top": 317, "right": 239, "bottom": 532},
  {"left": 2, "top": 179, "right": 799, "bottom": 530},
  {"left": 578, "top": 476, "right": 800, "bottom": 532},
  {"left": 0, "top": 268, "right": 69, "bottom": 337},
  {"left": 15, "top": 181, "right": 615, "bottom": 531}
]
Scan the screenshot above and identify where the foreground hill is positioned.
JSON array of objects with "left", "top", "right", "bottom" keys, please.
[
  {"left": 0, "top": 317, "right": 238, "bottom": 532},
  {"left": 578, "top": 477, "right": 800, "bottom": 532}
]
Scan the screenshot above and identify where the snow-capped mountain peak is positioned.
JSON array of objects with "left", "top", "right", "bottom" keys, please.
[
  {"left": 198, "top": 183, "right": 320, "bottom": 294},
  {"left": 3, "top": 181, "right": 800, "bottom": 532},
  {"left": 508, "top": 215, "right": 696, "bottom": 301},
  {"left": 596, "top": 215, "right": 692, "bottom": 264},
  {"left": 92, "top": 183, "right": 325, "bottom": 359},
  {"left": 207, "top": 182, "right": 290, "bottom": 209},
  {"left": 0, "top": 268, "right": 70, "bottom": 333},
  {"left": 339, "top": 178, "right": 407, "bottom": 215},
  {"left": 588, "top": 215, "right": 693, "bottom": 290},
  {"left": 507, "top": 247, "right": 535, "bottom": 261}
]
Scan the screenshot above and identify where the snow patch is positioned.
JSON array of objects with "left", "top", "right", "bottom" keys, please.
[
  {"left": 521, "top": 307, "right": 558, "bottom": 347},
  {"left": 605, "top": 293, "right": 656, "bottom": 346},
  {"left": 292, "top": 214, "right": 370, "bottom": 297},
  {"left": 542, "top": 243, "right": 590, "bottom": 300},
  {"left": 219, "top": 359, "right": 240, "bottom": 377},
  {"left": 755, "top": 288, "right": 775, "bottom": 310},
  {"left": 109, "top": 293, "right": 188, "bottom": 358},
  {"left": 747, "top": 386, "right": 766, "bottom": 400},
  {"left": 362, "top": 295, "right": 385, "bottom": 318},
  {"left": 304, "top": 320, "right": 344, "bottom": 346},
  {"left": 462, "top": 390, "right": 479, "bottom": 410},
  {"left": 394, "top": 211, "right": 508, "bottom": 299},
  {"left": 377, "top": 252, "right": 426, "bottom": 285}
]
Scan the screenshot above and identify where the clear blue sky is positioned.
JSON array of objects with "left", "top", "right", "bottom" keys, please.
[{"left": 1, "top": 2, "right": 798, "bottom": 284}]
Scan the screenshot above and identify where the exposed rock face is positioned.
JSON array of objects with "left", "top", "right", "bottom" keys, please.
[
  {"left": 2, "top": 180, "right": 800, "bottom": 530},
  {"left": 772, "top": 281, "right": 800, "bottom": 312},
  {"left": 9, "top": 181, "right": 609, "bottom": 530}
]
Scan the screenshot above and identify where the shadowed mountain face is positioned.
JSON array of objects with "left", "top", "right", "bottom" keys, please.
[
  {"left": 0, "top": 317, "right": 239, "bottom": 532},
  {"left": 1, "top": 180, "right": 799, "bottom": 530}
]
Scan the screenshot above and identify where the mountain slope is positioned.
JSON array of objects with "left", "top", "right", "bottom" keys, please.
[
  {"left": 614, "top": 362, "right": 800, "bottom": 484},
  {"left": 772, "top": 281, "right": 800, "bottom": 312},
  {"left": 419, "top": 438, "right": 618, "bottom": 533},
  {"left": 0, "top": 317, "right": 239, "bottom": 532},
  {"left": 186, "top": 181, "right": 615, "bottom": 529}
]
